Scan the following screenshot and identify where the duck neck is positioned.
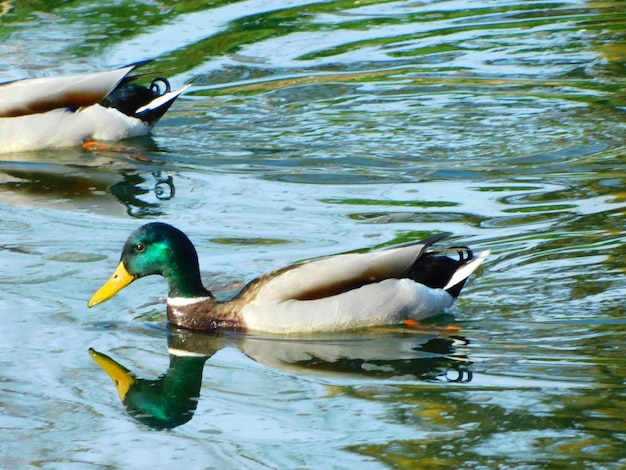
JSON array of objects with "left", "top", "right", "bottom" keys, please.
[{"left": 163, "top": 263, "right": 213, "bottom": 299}]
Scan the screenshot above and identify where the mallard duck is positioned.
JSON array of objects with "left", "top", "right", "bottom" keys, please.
[
  {"left": 0, "top": 61, "right": 188, "bottom": 153},
  {"left": 88, "top": 222, "right": 490, "bottom": 334}
]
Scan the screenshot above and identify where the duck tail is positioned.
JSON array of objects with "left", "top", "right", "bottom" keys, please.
[
  {"left": 403, "top": 241, "right": 490, "bottom": 298},
  {"left": 101, "top": 70, "right": 189, "bottom": 126},
  {"left": 135, "top": 82, "right": 190, "bottom": 126},
  {"left": 115, "top": 59, "right": 154, "bottom": 85},
  {"left": 443, "top": 248, "right": 490, "bottom": 298}
]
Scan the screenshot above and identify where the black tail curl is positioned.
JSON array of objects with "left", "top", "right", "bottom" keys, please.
[
  {"left": 149, "top": 77, "right": 171, "bottom": 95},
  {"left": 100, "top": 76, "right": 174, "bottom": 124},
  {"left": 405, "top": 245, "right": 474, "bottom": 298}
]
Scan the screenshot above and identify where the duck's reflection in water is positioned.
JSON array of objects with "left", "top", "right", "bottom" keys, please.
[
  {"left": 109, "top": 170, "right": 175, "bottom": 216},
  {"left": 89, "top": 346, "right": 208, "bottom": 429},
  {"left": 90, "top": 327, "right": 473, "bottom": 429},
  {"left": 0, "top": 153, "right": 175, "bottom": 217}
]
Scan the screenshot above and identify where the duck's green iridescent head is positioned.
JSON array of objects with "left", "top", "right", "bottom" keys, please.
[{"left": 88, "top": 222, "right": 211, "bottom": 307}]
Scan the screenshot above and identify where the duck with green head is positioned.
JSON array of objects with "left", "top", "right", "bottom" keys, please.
[{"left": 88, "top": 223, "right": 489, "bottom": 334}]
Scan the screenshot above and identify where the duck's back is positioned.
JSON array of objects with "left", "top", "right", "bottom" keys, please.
[
  {"left": 239, "top": 241, "right": 434, "bottom": 304},
  {"left": 0, "top": 66, "right": 133, "bottom": 118}
]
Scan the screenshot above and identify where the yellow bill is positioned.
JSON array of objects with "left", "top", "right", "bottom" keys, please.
[
  {"left": 88, "top": 261, "right": 135, "bottom": 307},
  {"left": 89, "top": 348, "right": 135, "bottom": 400}
]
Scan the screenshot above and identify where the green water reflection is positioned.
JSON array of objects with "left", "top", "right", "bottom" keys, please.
[
  {"left": 1, "top": 0, "right": 625, "bottom": 468},
  {"left": 0, "top": 151, "right": 176, "bottom": 216},
  {"left": 90, "top": 327, "right": 474, "bottom": 429},
  {"left": 89, "top": 347, "right": 208, "bottom": 429}
]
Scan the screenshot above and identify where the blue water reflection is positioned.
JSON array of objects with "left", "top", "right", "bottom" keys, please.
[
  {"left": 89, "top": 327, "right": 474, "bottom": 429},
  {"left": 1, "top": 0, "right": 625, "bottom": 467}
]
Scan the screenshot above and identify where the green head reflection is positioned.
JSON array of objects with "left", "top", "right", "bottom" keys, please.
[{"left": 89, "top": 348, "right": 208, "bottom": 429}]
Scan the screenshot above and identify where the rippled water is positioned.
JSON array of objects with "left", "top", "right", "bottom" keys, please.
[{"left": 1, "top": 0, "right": 625, "bottom": 468}]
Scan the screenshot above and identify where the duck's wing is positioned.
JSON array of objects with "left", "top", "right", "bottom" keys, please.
[
  {"left": 0, "top": 65, "right": 137, "bottom": 118},
  {"left": 239, "top": 237, "right": 444, "bottom": 303}
]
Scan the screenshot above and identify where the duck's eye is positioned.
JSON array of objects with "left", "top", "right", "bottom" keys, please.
[{"left": 135, "top": 244, "right": 145, "bottom": 252}]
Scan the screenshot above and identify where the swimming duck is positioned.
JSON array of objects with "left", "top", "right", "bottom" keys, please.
[
  {"left": 88, "top": 222, "right": 490, "bottom": 334},
  {"left": 0, "top": 61, "right": 188, "bottom": 153}
]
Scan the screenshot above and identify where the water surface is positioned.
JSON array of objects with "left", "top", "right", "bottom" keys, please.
[{"left": 0, "top": 0, "right": 625, "bottom": 468}]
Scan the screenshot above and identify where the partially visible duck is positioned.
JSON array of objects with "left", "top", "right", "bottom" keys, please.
[
  {"left": 88, "top": 222, "right": 489, "bottom": 334},
  {"left": 0, "top": 61, "right": 188, "bottom": 153}
]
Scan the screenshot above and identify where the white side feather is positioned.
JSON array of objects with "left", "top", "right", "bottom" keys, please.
[
  {"left": 0, "top": 105, "right": 149, "bottom": 152},
  {"left": 243, "top": 278, "right": 455, "bottom": 334}
]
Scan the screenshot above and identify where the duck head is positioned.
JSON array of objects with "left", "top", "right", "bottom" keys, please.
[{"left": 88, "top": 222, "right": 211, "bottom": 307}]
